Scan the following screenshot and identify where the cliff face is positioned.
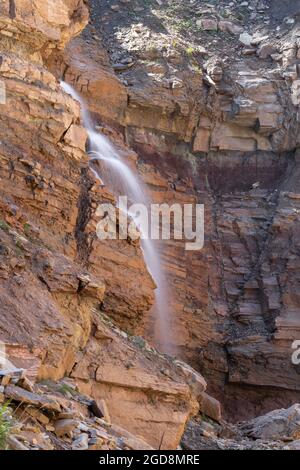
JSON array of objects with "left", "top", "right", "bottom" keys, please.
[
  {"left": 0, "top": 0, "right": 212, "bottom": 450},
  {"left": 53, "top": 0, "right": 300, "bottom": 421},
  {"left": 0, "top": 0, "right": 300, "bottom": 450}
]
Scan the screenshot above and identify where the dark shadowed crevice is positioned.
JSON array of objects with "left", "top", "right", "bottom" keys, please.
[
  {"left": 9, "top": 0, "right": 16, "bottom": 19},
  {"left": 75, "top": 166, "right": 94, "bottom": 266}
]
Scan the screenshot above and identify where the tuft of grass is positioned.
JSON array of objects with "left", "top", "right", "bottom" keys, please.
[
  {"left": 23, "top": 223, "right": 31, "bottom": 236},
  {"left": 0, "top": 403, "right": 12, "bottom": 450},
  {"left": 58, "top": 384, "right": 76, "bottom": 397},
  {"left": 186, "top": 46, "right": 195, "bottom": 56}
]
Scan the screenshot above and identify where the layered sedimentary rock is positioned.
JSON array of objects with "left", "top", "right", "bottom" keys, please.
[
  {"left": 0, "top": 0, "right": 155, "bottom": 337},
  {"left": 71, "top": 310, "right": 206, "bottom": 449},
  {"left": 0, "top": 0, "right": 209, "bottom": 449},
  {"left": 0, "top": 0, "right": 299, "bottom": 444},
  {"left": 57, "top": 0, "right": 300, "bottom": 420}
]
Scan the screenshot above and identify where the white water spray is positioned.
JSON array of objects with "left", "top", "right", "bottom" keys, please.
[{"left": 61, "top": 81, "right": 173, "bottom": 354}]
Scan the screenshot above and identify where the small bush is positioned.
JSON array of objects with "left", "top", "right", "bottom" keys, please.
[
  {"left": 23, "top": 223, "right": 31, "bottom": 236},
  {"left": 0, "top": 220, "right": 10, "bottom": 232},
  {"left": 0, "top": 403, "right": 12, "bottom": 450}
]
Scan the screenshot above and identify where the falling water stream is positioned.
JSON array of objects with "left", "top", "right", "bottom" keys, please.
[{"left": 61, "top": 81, "right": 173, "bottom": 354}]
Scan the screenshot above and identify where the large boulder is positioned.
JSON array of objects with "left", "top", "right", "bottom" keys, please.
[
  {"left": 239, "top": 404, "right": 300, "bottom": 440},
  {"left": 71, "top": 311, "right": 206, "bottom": 450}
]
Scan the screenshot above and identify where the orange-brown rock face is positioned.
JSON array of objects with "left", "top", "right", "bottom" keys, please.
[
  {"left": 1, "top": 0, "right": 300, "bottom": 448},
  {"left": 0, "top": 0, "right": 89, "bottom": 57},
  {"left": 58, "top": 0, "right": 300, "bottom": 422},
  {"left": 48, "top": 36, "right": 128, "bottom": 123},
  {"left": 0, "top": 0, "right": 155, "bottom": 355},
  {"left": 71, "top": 311, "right": 207, "bottom": 450},
  {"left": 0, "top": 0, "right": 209, "bottom": 450},
  {"left": 129, "top": 140, "right": 300, "bottom": 422},
  {"left": 0, "top": 0, "right": 92, "bottom": 379}
]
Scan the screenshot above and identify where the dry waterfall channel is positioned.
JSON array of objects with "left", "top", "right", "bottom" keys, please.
[{"left": 60, "top": 81, "right": 172, "bottom": 354}]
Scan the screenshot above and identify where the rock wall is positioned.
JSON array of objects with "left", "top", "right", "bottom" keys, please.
[
  {"left": 0, "top": 0, "right": 299, "bottom": 442},
  {"left": 54, "top": 0, "right": 300, "bottom": 421},
  {"left": 0, "top": 0, "right": 212, "bottom": 449}
]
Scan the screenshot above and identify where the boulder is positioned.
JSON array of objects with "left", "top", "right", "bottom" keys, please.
[
  {"left": 200, "top": 392, "right": 222, "bottom": 423},
  {"left": 239, "top": 404, "right": 300, "bottom": 440},
  {"left": 239, "top": 32, "right": 253, "bottom": 46},
  {"left": 4, "top": 385, "right": 61, "bottom": 412},
  {"left": 218, "top": 21, "right": 243, "bottom": 35},
  {"left": 54, "top": 419, "right": 79, "bottom": 438},
  {"left": 71, "top": 312, "right": 205, "bottom": 450},
  {"left": 197, "top": 18, "right": 218, "bottom": 31}
]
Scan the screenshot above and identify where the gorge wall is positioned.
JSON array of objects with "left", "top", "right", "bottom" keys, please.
[
  {"left": 49, "top": 0, "right": 300, "bottom": 422},
  {"left": 0, "top": 0, "right": 215, "bottom": 450},
  {"left": 0, "top": 0, "right": 300, "bottom": 448}
]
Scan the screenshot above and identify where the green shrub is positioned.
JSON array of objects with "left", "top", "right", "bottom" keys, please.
[
  {"left": 0, "top": 220, "right": 10, "bottom": 232},
  {"left": 0, "top": 403, "right": 12, "bottom": 450}
]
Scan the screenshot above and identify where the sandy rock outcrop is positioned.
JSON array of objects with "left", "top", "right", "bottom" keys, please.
[
  {"left": 0, "top": 325, "right": 208, "bottom": 450},
  {"left": 0, "top": 369, "right": 155, "bottom": 450}
]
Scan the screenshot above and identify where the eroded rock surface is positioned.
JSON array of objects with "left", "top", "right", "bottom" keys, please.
[
  {"left": 0, "top": 0, "right": 211, "bottom": 449},
  {"left": 56, "top": 0, "right": 300, "bottom": 421},
  {"left": 182, "top": 403, "right": 300, "bottom": 450}
]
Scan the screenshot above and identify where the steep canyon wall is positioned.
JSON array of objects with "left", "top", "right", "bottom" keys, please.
[{"left": 51, "top": 0, "right": 300, "bottom": 421}]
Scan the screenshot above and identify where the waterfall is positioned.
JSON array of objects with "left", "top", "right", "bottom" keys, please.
[{"left": 60, "top": 81, "right": 173, "bottom": 354}]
